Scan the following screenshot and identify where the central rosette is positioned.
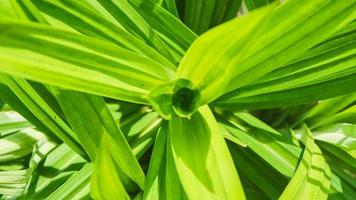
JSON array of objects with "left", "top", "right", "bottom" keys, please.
[
  {"left": 147, "top": 79, "right": 201, "bottom": 119},
  {"left": 172, "top": 79, "right": 201, "bottom": 117}
]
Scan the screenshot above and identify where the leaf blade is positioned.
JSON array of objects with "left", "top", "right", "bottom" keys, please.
[{"left": 169, "top": 106, "right": 245, "bottom": 200}]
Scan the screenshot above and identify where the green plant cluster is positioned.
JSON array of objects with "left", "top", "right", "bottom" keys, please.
[{"left": 0, "top": 0, "right": 355, "bottom": 199}]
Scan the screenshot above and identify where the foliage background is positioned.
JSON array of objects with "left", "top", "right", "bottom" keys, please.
[{"left": 0, "top": 0, "right": 355, "bottom": 199}]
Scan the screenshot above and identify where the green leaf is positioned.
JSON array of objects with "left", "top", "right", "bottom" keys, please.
[
  {"left": 181, "top": 0, "right": 243, "bottom": 34},
  {"left": 0, "top": 128, "right": 56, "bottom": 197},
  {"left": 0, "top": 99, "right": 4, "bottom": 110},
  {"left": 210, "top": 0, "right": 243, "bottom": 27},
  {"left": 244, "top": 0, "right": 277, "bottom": 11},
  {"left": 129, "top": 0, "right": 197, "bottom": 52},
  {"left": 24, "top": 137, "right": 58, "bottom": 196},
  {"left": 319, "top": 142, "right": 356, "bottom": 190},
  {"left": 143, "top": 124, "right": 167, "bottom": 199},
  {"left": 160, "top": 0, "right": 179, "bottom": 17},
  {"left": 294, "top": 92, "right": 356, "bottom": 126},
  {"left": 220, "top": 125, "right": 247, "bottom": 147},
  {"left": 26, "top": 144, "right": 86, "bottom": 199},
  {"left": 91, "top": 0, "right": 183, "bottom": 63},
  {"left": 0, "top": 83, "right": 58, "bottom": 141},
  {"left": 169, "top": 106, "right": 245, "bottom": 200},
  {"left": 0, "top": 111, "right": 32, "bottom": 135},
  {"left": 254, "top": 24, "right": 356, "bottom": 86},
  {"left": 0, "top": 21, "right": 176, "bottom": 104},
  {"left": 226, "top": 0, "right": 356, "bottom": 92},
  {"left": 52, "top": 89, "right": 145, "bottom": 188},
  {"left": 0, "top": 168, "right": 31, "bottom": 196},
  {"left": 46, "top": 163, "right": 92, "bottom": 200},
  {"left": 143, "top": 122, "right": 187, "bottom": 200},
  {"left": 280, "top": 125, "right": 331, "bottom": 200},
  {"left": 10, "top": 0, "right": 48, "bottom": 22},
  {"left": 217, "top": 111, "right": 355, "bottom": 199},
  {"left": 228, "top": 144, "right": 288, "bottom": 199},
  {"left": 218, "top": 111, "right": 300, "bottom": 177},
  {"left": 177, "top": 0, "right": 356, "bottom": 107},
  {"left": 308, "top": 105, "right": 356, "bottom": 129},
  {"left": 0, "top": 0, "right": 17, "bottom": 19},
  {"left": 48, "top": 90, "right": 102, "bottom": 161},
  {"left": 126, "top": 112, "right": 160, "bottom": 141},
  {"left": 0, "top": 129, "right": 44, "bottom": 162},
  {"left": 214, "top": 74, "right": 356, "bottom": 110},
  {"left": 91, "top": 133, "right": 130, "bottom": 200},
  {"left": 218, "top": 49, "right": 356, "bottom": 104},
  {"left": 0, "top": 76, "right": 87, "bottom": 159},
  {"left": 176, "top": 4, "right": 274, "bottom": 106},
  {"left": 214, "top": 21, "right": 356, "bottom": 110},
  {"left": 29, "top": 0, "right": 175, "bottom": 67},
  {"left": 312, "top": 124, "right": 356, "bottom": 158}
]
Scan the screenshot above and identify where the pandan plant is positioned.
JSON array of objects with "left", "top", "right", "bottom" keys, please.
[{"left": 0, "top": 0, "right": 355, "bottom": 199}]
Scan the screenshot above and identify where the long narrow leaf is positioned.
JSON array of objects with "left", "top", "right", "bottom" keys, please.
[
  {"left": 169, "top": 106, "right": 245, "bottom": 200},
  {"left": 0, "top": 21, "right": 176, "bottom": 104},
  {"left": 177, "top": 0, "right": 356, "bottom": 107}
]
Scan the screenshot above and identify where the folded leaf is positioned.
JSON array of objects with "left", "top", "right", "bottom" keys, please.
[
  {"left": 280, "top": 125, "right": 331, "bottom": 200},
  {"left": 169, "top": 106, "right": 245, "bottom": 200}
]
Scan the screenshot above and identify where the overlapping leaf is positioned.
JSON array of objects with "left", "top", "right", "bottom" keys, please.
[
  {"left": 169, "top": 106, "right": 245, "bottom": 200},
  {"left": 51, "top": 89, "right": 145, "bottom": 189},
  {"left": 214, "top": 20, "right": 356, "bottom": 110},
  {"left": 28, "top": 0, "right": 176, "bottom": 67},
  {"left": 218, "top": 111, "right": 300, "bottom": 177},
  {"left": 280, "top": 126, "right": 331, "bottom": 200},
  {"left": 143, "top": 122, "right": 187, "bottom": 200},
  {"left": 180, "top": 0, "right": 243, "bottom": 34},
  {"left": 176, "top": 0, "right": 356, "bottom": 109},
  {"left": 0, "top": 21, "right": 175, "bottom": 104},
  {"left": 25, "top": 144, "right": 86, "bottom": 199},
  {"left": 0, "top": 76, "right": 86, "bottom": 158},
  {"left": 91, "top": 134, "right": 130, "bottom": 200}
]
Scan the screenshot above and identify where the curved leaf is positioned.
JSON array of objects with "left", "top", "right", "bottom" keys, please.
[
  {"left": 30, "top": 0, "right": 175, "bottom": 68},
  {"left": 0, "top": 21, "right": 176, "bottom": 104},
  {"left": 177, "top": 0, "right": 356, "bottom": 107},
  {"left": 280, "top": 125, "right": 331, "bottom": 200}
]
